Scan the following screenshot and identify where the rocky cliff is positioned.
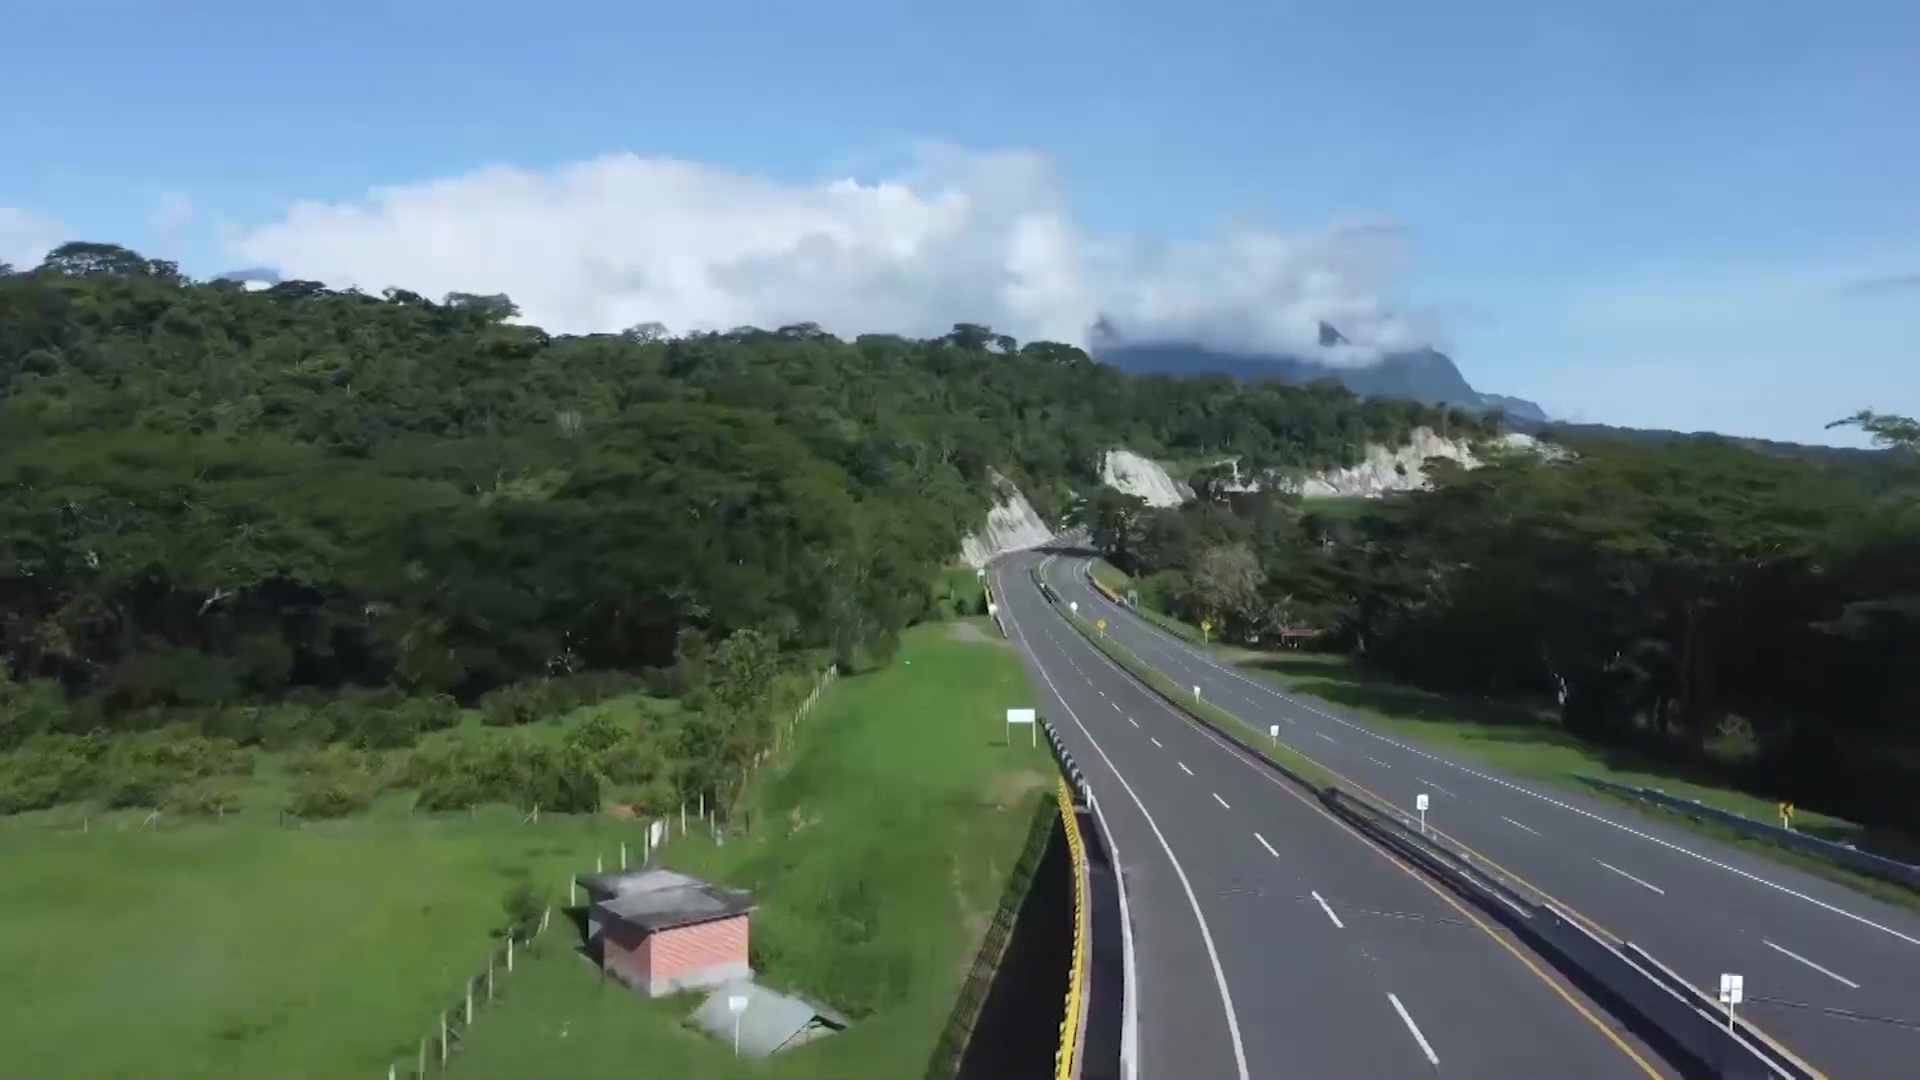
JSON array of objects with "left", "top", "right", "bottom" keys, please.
[
  {"left": 1100, "top": 449, "right": 1192, "bottom": 507},
  {"left": 1102, "top": 430, "right": 1551, "bottom": 504},
  {"left": 958, "top": 471, "right": 1055, "bottom": 567}
]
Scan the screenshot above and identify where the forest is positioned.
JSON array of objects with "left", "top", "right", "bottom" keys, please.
[
  {"left": 0, "top": 241, "right": 1479, "bottom": 819},
  {"left": 1091, "top": 411, "right": 1920, "bottom": 834}
]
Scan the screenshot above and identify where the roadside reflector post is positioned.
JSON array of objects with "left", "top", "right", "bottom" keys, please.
[
  {"left": 1268, "top": 723, "right": 1279, "bottom": 745},
  {"left": 1193, "top": 685, "right": 1201, "bottom": 704},
  {"left": 1416, "top": 792, "right": 1430, "bottom": 836},
  {"left": 1718, "top": 973, "right": 1744, "bottom": 1032}
]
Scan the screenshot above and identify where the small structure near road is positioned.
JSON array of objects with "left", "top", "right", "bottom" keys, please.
[{"left": 576, "top": 868, "right": 754, "bottom": 997}]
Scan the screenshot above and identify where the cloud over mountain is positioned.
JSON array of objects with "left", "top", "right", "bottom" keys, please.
[{"left": 227, "top": 146, "right": 1434, "bottom": 360}]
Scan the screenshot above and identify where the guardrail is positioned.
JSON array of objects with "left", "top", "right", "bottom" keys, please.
[
  {"left": 1033, "top": 574, "right": 1817, "bottom": 1080},
  {"left": 1040, "top": 718, "right": 1128, "bottom": 1080},
  {"left": 1574, "top": 775, "right": 1920, "bottom": 891}
]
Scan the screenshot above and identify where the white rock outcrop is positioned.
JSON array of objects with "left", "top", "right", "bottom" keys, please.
[
  {"left": 1101, "top": 449, "right": 1193, "bottom": 507},
  {"left": 1278, "top": 427, "right": 1556, "bottom": 497},
  {"left": 958, "top": 471, "right": 1055, "bottom": 567}
]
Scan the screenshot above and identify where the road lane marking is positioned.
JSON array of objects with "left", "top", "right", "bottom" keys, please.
[
  {"left": 1314, "top": 732, "right": 1338, "bottom": 744},
  {"left": 1044, "top": 563, "right": 1665, "bottom": 1080},
  {"left": 1763, "top": 940, "right": 1861, "bottom": 989},
  {"left": 1127, "top": 716, "right": 1139, "bottom": 727},
  {"left": 1416, "top": 777, "right": 1457, "bottom": 797},
  {"left": 1096, "top": 584, "right": 1912, "bottom": 959},
  {"left": 1596, "top": 860, "right": 1666, "bottom": 895},
  {"left": 1312, "top": 890, "right": 1345, "bottom": 929},
  {"left": 1213, "top": 792, "right": 1231, "bottom": 809},
  {"left": 996, "top": 560, "right": 1250, "bottom": 1080},
  {"left": 1255, "top": 832, "right": 1278, "bottom": 858},
  {"left": 1150, "top": 737, "right": 1162, "bottom": 748},
  {"left": 1368, "top": 756, "right": 1393, "bottom": 768},
  {"left": 1388, "top": 993, "right": 1440, "bottom": 1067},
  {"left": 1503, "top": 816, "right": 1542, "bottom": 836},
  {"left": 1179, "top": 761, "right": 1194, "bottom": 776}
]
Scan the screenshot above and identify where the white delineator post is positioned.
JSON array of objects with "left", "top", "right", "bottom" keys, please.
[
  {"left": 1268, "top": 723, "right": 1279, "bottom": 745},
  {"left": 1193, "top": 685, "right": 1201, "bottom": 704},
  {"left": 1416, "top": 793, "right": 1430, "bottom": 836}
]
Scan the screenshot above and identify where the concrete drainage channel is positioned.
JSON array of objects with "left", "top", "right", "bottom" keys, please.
[{"left": 1038, "top": 573, "right": 1817, "bottom": 1080}]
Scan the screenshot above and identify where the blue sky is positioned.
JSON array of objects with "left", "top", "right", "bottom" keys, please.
[{"left": 4, "top": 0, "right": 1915, "bottom": 445}]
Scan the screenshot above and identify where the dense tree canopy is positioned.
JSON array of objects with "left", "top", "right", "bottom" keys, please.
[
  {"left": 0, "top": 241, "right": 1478, "bottom": 816},
  {"left": 1105, "top": 426, "right": 1920, "bottom": 833}
]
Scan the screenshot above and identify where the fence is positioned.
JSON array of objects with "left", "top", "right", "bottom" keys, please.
[
  {"left": 1053, "top": 775, "right": 1090, "bottom": 1080},
  {"left": 385, "top": 905, "right": 554, "bottom": 1080},
  {"left": 1574, "top": 776, "right": 1920, "bottom": 890}
]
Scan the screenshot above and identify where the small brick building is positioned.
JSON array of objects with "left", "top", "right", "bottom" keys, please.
[{"left": 576, "top": 868, "right": 755, "bottom": 997}]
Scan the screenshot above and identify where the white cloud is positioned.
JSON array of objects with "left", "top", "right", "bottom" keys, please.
[
  {"left": 0, "top": 207, "right": 67, "bottom": 268},
  {"left": 227, "top": 146, "right": 1432, "bottom": 361}
]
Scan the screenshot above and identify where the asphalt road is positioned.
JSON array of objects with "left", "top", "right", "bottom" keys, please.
[
  {"left": 1039, "top": 550, "right": 1920, "bottom": 1079},
  {"left": 990, "top": 550, "right": 1672, "bottom": 1080}
]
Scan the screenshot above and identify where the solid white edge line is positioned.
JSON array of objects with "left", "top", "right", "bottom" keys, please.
[
  {"left": 1255, "top": 832, "right": 1278, "bottom": 858},
  {"left": 1503, "top": 816, "right": 1543, "bottom": 836},
  {"left": 1312, "top": 890, "right": 1346, "bottom": 929},
  {"left": 1762, "top": 940, "right": 1861, "bottom": 989},
  {"left": 1178, "top": 761, "right": 1194, "bottom": 776},
  {"left": 996, "top": 557, "right": 1250, "bottom": 1080},
  {"left": 1595, "top": 859, "right": 1667, "bottom": 895},
  {"left": 1388, "top": 992, "right": 1440, "bottom": 1066},
  {"left": 1066, "top": 558, "right": 1920, "bottom": 948},
  {"left": 1213, "top": 792, "right": 1231, "bottom": 810}
]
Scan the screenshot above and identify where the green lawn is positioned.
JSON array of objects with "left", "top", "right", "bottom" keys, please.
[
  {"left": 447, "top": 618, "right": 1053, "bottom": 1079},
  {"left": 0, "top": 806, "right": 632, "bottom": 1079}
]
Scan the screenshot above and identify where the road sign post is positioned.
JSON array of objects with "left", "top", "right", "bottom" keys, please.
[
  {"left": 1201, "top": 618, "right": 1212, "bottom": 643},
  {"left": 1006, "top": 707, "right": 1037, "bottom": 748},
  {"left": 1779, "top": 801, "right": 1794, "bottom": 830},
  {"left": 1268, "top": 723, "right": 1279, "bottom": 745},
  {"left": 1193, "top": 685, "right": 1201, "bottom": 704},
  {"left": 1097, "top": 617, "right": 1107, "bottom": 637},
  {"left": 1718, "top": 973, "right": 1744, "bottom": 1032},
  {"left": 728, "top": 993, "right": 749, "bottom": 1054},
  {"left": 1416, "top": 792, "right": 1430, "bottom": 835},
  {"left": 1069, "top": 601, "right": 1078, "bottom": 615}
]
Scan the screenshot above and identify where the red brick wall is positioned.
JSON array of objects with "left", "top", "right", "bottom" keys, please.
[{"left": 645, "top": 915, "right": 749, "bottom": 979}]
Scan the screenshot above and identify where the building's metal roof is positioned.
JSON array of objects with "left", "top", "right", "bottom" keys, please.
[
  {"left": 577, "top": 868, "right": 754, "bottom": 932},
  {"left": 687, "top": 980, "right": 848, "bottom": 1057}
]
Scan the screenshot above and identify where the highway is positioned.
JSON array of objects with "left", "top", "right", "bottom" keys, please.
[
  {"left": 990, "top": 550, "right": 1672, "bottom": 1079},
  {"left": 1034, "top": 549, "right": 1920, "bottom": 1078}
]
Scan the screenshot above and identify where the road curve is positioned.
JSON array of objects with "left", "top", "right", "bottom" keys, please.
[
  {"left": 992, "top": 550, "right": 1671, "bottom": 1079},
  {"left": 1043, "top": 551, "right": 1920, "bottom": 1079}
]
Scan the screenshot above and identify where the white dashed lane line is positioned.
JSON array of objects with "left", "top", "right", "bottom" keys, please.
[
  {"left": 1255, "top": 832, "right": 1278, "bottom": 858},
  {"left": 1151, "top": 737, "right": 1163, "bottom": 748},
  {"left": 1389, "top": 994, "right": 1440, "bottom": 1067},
  {"left": 1503, "top": 816, "right": 1542, "bottom": 836},
  {"left": 1415, "top": 777, "right": 1457, "bottom": 797},
  {"left": 1179, "top": 761, "right": 1194, "bottom": 776},
  {"left": 1312, "top": 891, "right": 1345, "bottom": 929},
  {"left": 1213, "top": 792, "right": 1232, "bottom": 810},
  {"left": 1314, "top": 732, "right": 1338, "bottom": 744},
  {"left": 1596, "top": 860, "right": 1666, "bottom": 895},
  {"left": 1762, "top": 940, "right": 1861, "bottom": 988},
  {"left": 1367, "top": 756, "right": 1393, "bottom": 768}
]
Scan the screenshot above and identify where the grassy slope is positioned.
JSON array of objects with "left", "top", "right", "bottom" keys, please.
[
  {"left": 448, "top": 618, "right": 1052, "bottom": 1079},
  {"left": 1084, "top": 557, "right": 1920, "bottom": 902}
]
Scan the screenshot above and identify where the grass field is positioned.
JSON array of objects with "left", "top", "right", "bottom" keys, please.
[
  {"left": 0, "top": 805, "right": 632, "bottom": 1078},
  {"left": 446, "top": 618, "right": 1051, "bottom": 1079}
]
